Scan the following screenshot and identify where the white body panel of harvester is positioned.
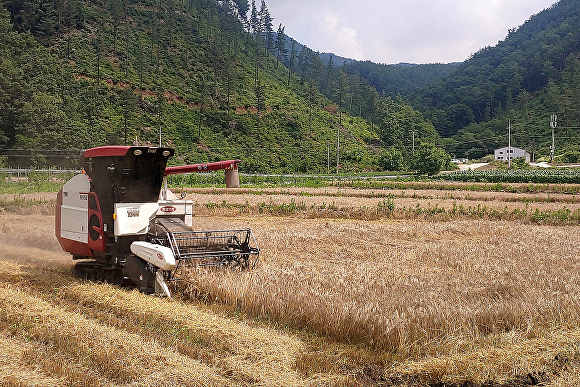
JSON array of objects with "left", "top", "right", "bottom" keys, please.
[
  {"left": 113, "top": 198, "right": 194, "bottom": 237},
  {"left": 114, "top": 202, "right": 159, "bottom": 236},
  {"left": 157, "top": 200, "right": 194, "bottom": 227},
  {"left": 59, "top": 174, "right": 90, "bottom": 243},
  {"left": 158, "top": 187, "right": 194, "bottom": 227}
]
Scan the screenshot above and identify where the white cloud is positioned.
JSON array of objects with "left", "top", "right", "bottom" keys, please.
[
  {"left": 266, "top": 0, "right": 557, "bottom": 64},
  {"left": 309, "top": 13, "right": 365, "bottom": 60}
]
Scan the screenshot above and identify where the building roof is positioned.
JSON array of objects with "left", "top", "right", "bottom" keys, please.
[{"left": 495, "top": 146, "right": 528, "bottom": 152}]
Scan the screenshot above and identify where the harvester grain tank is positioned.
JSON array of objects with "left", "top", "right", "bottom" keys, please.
[{"left": 55, "top": 146, "right": 259, "bottom": 298}]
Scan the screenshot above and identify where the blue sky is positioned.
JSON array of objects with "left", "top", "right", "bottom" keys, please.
[{"left": 265, "top": 0, "right": 558, "bottom": 64}]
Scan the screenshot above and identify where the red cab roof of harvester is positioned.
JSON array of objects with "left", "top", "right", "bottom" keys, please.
[{"left": 83, "top": 146, "right": 240, "bottom": 175}]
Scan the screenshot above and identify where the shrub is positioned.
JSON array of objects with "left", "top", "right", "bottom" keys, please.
[
  {"left": 411, "top": 144, "right": 451, "bottom": 176},
  {"left": 379, "top": 147, "right": 405, "bottom": 171}
]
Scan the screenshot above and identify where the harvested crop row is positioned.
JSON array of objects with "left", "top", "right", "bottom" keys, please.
[
  {"left": 0, "top": 258, "right": 348, "bottom": 387},
  {"left": 0, "top": 333, "right": 71, "bottom": 387},
  {"left": 0, "top": 283, "right": 233, "bottom": 386},
  {"left": 57, "top": 283, "right": 310, "bottom": 387}
]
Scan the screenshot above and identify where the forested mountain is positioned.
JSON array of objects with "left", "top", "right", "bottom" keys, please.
[
  {"left": 270, "top": 0, "right": 580, "bottom": 162},
  {"left": 291, "top": 0, "right": 580, "bottom": 162},
  {"left": 342, "top": 61, "right": 459, "bottom": 98},
  {"left": 0, "top": 0, "right": 443, "bottom": 172},
  {"left": 5, "top": 0, "right": 577, "bottom": 171},
  {"left": 409, "top": 0, "right": 580, "bottom": 160},
  {"left": 280, "top": 36, "right": 355, "bottom": 67}
]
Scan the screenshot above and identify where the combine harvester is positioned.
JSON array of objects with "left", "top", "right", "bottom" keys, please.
[{"left": 55, "top": 146, "right": 259, "bottom": 298}]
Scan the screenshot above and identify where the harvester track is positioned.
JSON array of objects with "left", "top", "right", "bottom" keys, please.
[{"left": 72, "top": 261, "right": 125, "bottom": 285}]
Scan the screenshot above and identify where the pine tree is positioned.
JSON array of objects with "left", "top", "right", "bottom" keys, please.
[
  {"left": 259, "top": 0, "right": 273, "bottom": 58},
  {"left": 334, "top": 70, "right": 350, "bottom": 173},
  {"left": 275, "top": 23, "right": 286, "bottom": 68},
  {"left": 288, "top": 39, "right": 296, "bottom": 86},
  {"left": 233, "top": 0, "right": 249, "bottom": 27},
  {"left": 325, "top": 55, "right": 334, "bottom": 96},
  {"left": 249, "top": 0, "right": 259, "bottom": 35}
]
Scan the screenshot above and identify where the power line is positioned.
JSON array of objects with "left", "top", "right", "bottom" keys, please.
[{"left": 0, "top": 148, "right": 83, "bottom": 153}]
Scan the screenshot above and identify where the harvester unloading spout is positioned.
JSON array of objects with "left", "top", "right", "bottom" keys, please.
[{"left": 55, "top": 146, "right": 259, "bottom": 298}]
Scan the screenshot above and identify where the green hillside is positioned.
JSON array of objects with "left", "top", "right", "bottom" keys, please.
[
  {"left": 3, "top": 0, "right": 579, "bottom": 170},
  {"left": 342, "top": 61, "right": 459, "bottom": 98},
  {"left": 409, "top": 0, "right": 580, "bottom": 160},
  {"left": 0, "top": 0, "right": 443, "bottom": 173},
  {"left": 304, "top": 0, "right": 579, "bottom": 162}
]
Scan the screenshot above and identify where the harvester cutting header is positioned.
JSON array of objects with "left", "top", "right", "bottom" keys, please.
[{"left": 55, "top": 146, "right": 259, "bottom": 298}]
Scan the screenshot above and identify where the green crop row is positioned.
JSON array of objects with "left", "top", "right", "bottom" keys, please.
[{"left": 444, "top": 169, "right": 580, "bottom": 184}]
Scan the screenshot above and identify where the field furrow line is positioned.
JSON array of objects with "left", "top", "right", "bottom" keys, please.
[
  {"left": 0, "top": 333, "right": 76, "bottom": 387},
  {"left": 56, "top": 283, "right": 310, "bottom": 387},
  {"left": 0, "top": 282, "right": 236, "bottom": 386},
  {"left": 0, "top": 260, "right": 337, "bottom": 387}
]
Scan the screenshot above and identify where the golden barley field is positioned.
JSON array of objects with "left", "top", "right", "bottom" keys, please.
[{"left": 1, "top": 183, "right": 580, "bottom": 386}]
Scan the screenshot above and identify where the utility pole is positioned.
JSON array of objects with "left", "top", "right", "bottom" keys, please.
[
  {"left": 157, "top": 112, "right": 161, "bottom": 148},
  {"left": 336, "top": 113, "right": 341, "bottom": 174},
  {"left": 508, "top": 119, "right": 511, "bottom": 168},
  {"left": 550, "top": 114, "right": 557, "bottom": 163},
  {"left": 412, "top": 131, "right": 415, "bottom": 154},
  {"left": 327, "top": 142, "right": 330, "bottom": 174},
  {"left": 158, "top": 111, "right": 162, "bottom": 147}
]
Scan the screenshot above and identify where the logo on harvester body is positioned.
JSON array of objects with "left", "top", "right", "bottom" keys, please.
[
  {"left": 157, "top": 252, "right": 164, "bottom": 261},
  {"left": 160, "top": 206, "right": 176, "bottom": 213}
]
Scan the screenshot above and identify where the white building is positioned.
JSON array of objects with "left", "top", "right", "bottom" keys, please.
[{"left": 494, "top": 147, "right": 530, "bottom": 162}]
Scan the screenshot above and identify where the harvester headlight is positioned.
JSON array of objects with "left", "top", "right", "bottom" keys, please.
[
  {"left": 162, "top": 150, "right": 171, "bottom": 157},
  {"left": 133, "top": 149, "right": 143, "bottom": 156}
]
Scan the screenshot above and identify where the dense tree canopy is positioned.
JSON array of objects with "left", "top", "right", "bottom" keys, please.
[
  {"left": 0, "top": 0, "right": 443, "bottom": 171},
  {"left": 4, "top": 0, "right": 578, "bottom": 169},
  {"left": 408, "top": 0, "right": 580, "bottom": 158}
]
